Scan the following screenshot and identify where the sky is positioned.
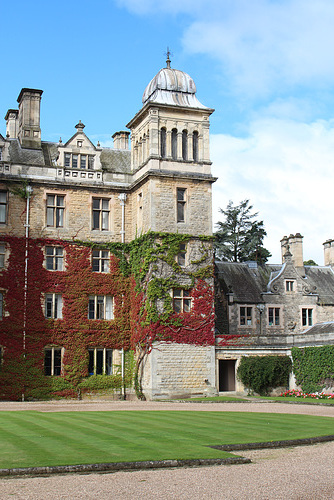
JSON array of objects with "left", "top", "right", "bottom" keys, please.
[{"left": 1, "top": 0, "right": 333, "bottom": 264}]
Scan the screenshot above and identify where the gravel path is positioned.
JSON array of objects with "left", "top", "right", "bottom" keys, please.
[{"left": 1, "top": 400, "right": 334, "bottom": 499}]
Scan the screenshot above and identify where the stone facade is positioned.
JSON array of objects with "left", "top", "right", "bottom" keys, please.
[
  {"left": 0, "top": 60, "right": 216, "bottom": 400},
  {"left": 215, "top": 234, "right": 334, "bottom": 393}
]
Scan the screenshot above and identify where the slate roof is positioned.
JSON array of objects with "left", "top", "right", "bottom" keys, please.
[
  {"left": 303, "top": 266, "right": 334, "bottom": 305},
  {"left": 100, "top": 148, "right": 131, "bottom": 173},
  {"left": 302, "top": 321, "right": 334, "bottom": 335},
  {"left": 6, "top": 139, "right": 131, "bottom": 173},
  {"left": 215, "top": 261, "right": 334, "bottom": 305}
]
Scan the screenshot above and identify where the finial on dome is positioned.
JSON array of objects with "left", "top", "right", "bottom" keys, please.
[{"left": 165, "top": 47, "right": 172, "bottom": 69}]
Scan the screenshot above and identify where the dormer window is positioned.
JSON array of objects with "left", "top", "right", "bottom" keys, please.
[{"left": 64, "top": 153, "right": 95, "bottom": 170}]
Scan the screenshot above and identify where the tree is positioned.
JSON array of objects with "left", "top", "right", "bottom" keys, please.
[{"left": 215, "top": 199, "right": 271, "bottom": 264}]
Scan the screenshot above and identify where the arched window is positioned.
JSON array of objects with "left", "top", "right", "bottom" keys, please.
[
  {"left": 182, "top": 130, "right": 188, "bottom": 161},
  {"left": 171, "top": 128, "right": 178, "bottom": 160},
  {"left": 160, "top": 128, "right": 166, "bottom": 158},
  {"left": 193, "top": 131, "right": 199, "bottom": 162}
]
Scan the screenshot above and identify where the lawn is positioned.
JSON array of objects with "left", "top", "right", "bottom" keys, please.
[{"left": 0, "top": 411, "right": 334, "bottom": 469}]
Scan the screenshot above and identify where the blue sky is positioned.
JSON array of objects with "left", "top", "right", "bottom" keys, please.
[{"left": 1, "top": 0, "right": 334, "bottom": 264}]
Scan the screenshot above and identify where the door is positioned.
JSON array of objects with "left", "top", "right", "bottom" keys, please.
[{"left": 219, "top": 359, "right": 236, "bottom": 391}]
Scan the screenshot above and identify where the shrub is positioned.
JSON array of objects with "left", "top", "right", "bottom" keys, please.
[{"left": 237, "top": 355, "right": 292, "bottom": 396}]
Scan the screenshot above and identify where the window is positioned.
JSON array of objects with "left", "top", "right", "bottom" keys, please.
[
  {"left": 182, "top": 130, "right": 188, "bottom": 160},
  {"left": 268, "top": 307, "right": 280, "bottom": 326},
  {"left": 45, "top": 294, "right": 63, "bottom": 319},
  {"left": 46, "top": 246, "right": 64, "bottom": 271},
  {"left": 92, "top": 198, "right": 109, "bottom": 230},
  {"left": 240, "top": 306, "right": 253, "bottom": 326},
  {"left": 88, "top": 295, "right": 113, "bottom": 320},
  {"left": 177, "top": 243, "right": 187, "bottom": 267},
  {"left": 177, "top": 188, "right": 186, "bottom": 223},
  {"left": 64, "top": 153, "right": 95, "bottom": 169},
  {"left": 193, "top": 131, "right": 199, "bottom": 162},
  {"left": 286, "top": 280, "right": 295, "bottom": 292},
  {"left": 0, "top": 244, "right": 6, "bottom": 269},
  {"left": 92, "top": 249, "right": 109, "bottom": 272},
  {"left": 44, "top": 347, "right": 62, "bottom": 376},
  {"left": 173, "top": 289, "right": 192, "bottom": 313},
  {"left": 171, "top": 128, "right": 177, "bottom": 160},
  {"left": 46, "top": 194, "right": 64, "bottom": 228},
  {"left": 302, "top": 308, "right": 313, "bottom": 327},
  {"left": 88, "top": 348, "right": 113, "bottom": 375},
  {"left": 160, "top": 128, "right": 166, "bottom": 158},
  {"left": 0, "top": 191, "right": 7, "bottom": 224}
]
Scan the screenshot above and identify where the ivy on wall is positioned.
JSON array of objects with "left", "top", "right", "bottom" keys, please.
[
  {"left": 0, "top": 232, "right": 215, "bottom": 401},
  {"left": 291, "top": 346, "right": 334, "bottom": 393}
]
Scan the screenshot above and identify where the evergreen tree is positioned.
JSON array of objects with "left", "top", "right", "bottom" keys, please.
[{"left": 215, "top": 199, "right": 271, "bottom": 264}]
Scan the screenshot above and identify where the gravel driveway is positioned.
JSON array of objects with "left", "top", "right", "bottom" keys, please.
[{"left": 1, "top": 400, "right": 334, "bottom": 499}]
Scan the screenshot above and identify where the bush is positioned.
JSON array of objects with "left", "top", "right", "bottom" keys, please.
[
  {"left": 237, "top": 355, "right": 292, "bottom": 396},
  {"left": 78, "top": 374, "right": 123, "bottom": 391},
  {"left": 292, "top": 346, "right": 334, "bottom": 393}
]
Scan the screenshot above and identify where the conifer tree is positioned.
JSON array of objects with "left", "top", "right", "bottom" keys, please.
[{"left": 215, "top": 199, "right": 271, "bottom": 264}]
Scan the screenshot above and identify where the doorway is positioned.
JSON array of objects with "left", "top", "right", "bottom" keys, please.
[{"left": 219, "top": 359, "right": 236, "bottom": 391}]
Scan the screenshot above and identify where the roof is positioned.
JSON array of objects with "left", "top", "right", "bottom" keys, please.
[
  {"left": 142, "top": 66, "right": 210, "bottom": 109},
  {"left": 215, "top": 261, "right": 334, "bottom": 305},
  {"left": 302, "top": 321, "right": 334, "bottom": 335},
  {"left": 100, "top": 149, "right": 131, "bottom": 173}
]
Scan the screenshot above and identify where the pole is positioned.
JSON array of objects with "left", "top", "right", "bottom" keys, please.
[{"left": 118, "top": 193, "right": 127, "bottom": 399}]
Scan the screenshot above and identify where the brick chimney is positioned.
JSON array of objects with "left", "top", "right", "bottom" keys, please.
[
  {"left": 112, "top": 131, "right": 130, "bottom": 150},
  {"left": 17, "top": 88, "right": 43, "bottom": 149},
  {"left": 323, "top": 239, "right": 334, "bottom": 267}
]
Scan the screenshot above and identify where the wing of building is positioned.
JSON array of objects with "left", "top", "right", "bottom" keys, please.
[
  {"left": 0, "top": 59, "right": 217, "bottom": 401},
  {"left": 215, "top": 234, "right": 334, "bottom": 392}
]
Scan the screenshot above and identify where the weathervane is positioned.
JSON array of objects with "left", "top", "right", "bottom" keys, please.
[{"left": 165, "top": 47, "right": 173, "bottom": 68}]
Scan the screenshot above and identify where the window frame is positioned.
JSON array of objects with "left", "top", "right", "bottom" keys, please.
[
  {"left": 177, "top": 188, "right": 186, "bottom": 223},
  {"left": 92, "top": 197, "right": 110, "bottom": 231},
  {"left": 285, "top": 280, "right": 295, "bottom": 292},
  {"left": 88, "top": 295, "right": 114, "bottom": 320},
  {"left": 0, "top": 243, "right": 7, "bottom": 269},
  {"left": 92, "top": 249, "right": 110, "bottom": 273},
  {"left": 64, "top": 152, "right": 95, "bottom": 170},
  {"left": 45, "top": 293, "right": 63, "bottom": 319},
  {"left": 239, "top": 306, "right": 253, "bottom": 326},
  {"left": 44, "top": 346, "right": 63, "bottom": 376},
  {"left": 172, "top": 288, "right": 192, "bottom": 313},
  {"left": 268, "top": 306, "right": 281, "bottom": 326},
  {"left": 0, "top": 191, "right": 8, "bottom": 225},
  {"left": 177, "top": 243, "right": 187, "bottom": 267},
  {"left": 88, "top": 347, "right": 113, "bottom": 375},
  {"left": 46, "top": 194, "right": 65, "bottom": 228},
  {"left": 45, "top": 246, "right": 64, "bottom": 271},
  {"left": 302, "top": 308, "right": 313, "bottom": 327}
]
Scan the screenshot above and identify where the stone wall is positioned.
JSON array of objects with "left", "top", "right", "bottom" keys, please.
[{"left": 142, "top": 342, "right": 216, "bottom": 400}]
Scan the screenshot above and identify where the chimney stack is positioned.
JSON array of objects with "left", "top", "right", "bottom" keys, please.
[
  {"left": 281, "top": 233, "right": 305, "bottom": 273},
  {"left": 5, "top": 109, "right": 19, "bottom": 138},
  {"left": 323, "top": 239, "right": 334, "bottom": 267},
  {"left": 112, "top": 131, "right": 130, "bottom": 150},
  {"left": 17, "top": 88, "right": 43, "bottom": 149}
]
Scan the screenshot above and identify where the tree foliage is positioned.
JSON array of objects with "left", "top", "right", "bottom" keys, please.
[{"left": 215, "top": 199, "right": 271, "bottom": 264}]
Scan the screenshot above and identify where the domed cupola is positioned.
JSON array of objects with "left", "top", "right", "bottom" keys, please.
[{"left": 142, "top": 54, "right": 208, "bottom": 109}]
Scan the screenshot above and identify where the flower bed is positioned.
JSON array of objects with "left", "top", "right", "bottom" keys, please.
[{"left": 280, "top": 389, "right": 334, "bottom": 399}]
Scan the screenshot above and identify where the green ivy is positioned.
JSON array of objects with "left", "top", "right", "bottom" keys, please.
[
  {"left": 237, "top": 355, "right": 292, "bottom": 396},
  {"left": 292, "top": 346, "right": 334, "bottom": 393}
]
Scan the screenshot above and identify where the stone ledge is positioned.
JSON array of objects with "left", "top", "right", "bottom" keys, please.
[
  {"left": 210, "top": 434, "right": 334, "bottom": 451},
  {"left": 0, "top": 457, "right": 250, "bottom": 477}
]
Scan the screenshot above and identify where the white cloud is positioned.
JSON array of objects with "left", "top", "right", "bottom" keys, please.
[
  {"left": 183, "top": 0, "right": 334, "bottom": 97},
  {"left": 211, "top": 117, "right": 334, "bottom": 264}
]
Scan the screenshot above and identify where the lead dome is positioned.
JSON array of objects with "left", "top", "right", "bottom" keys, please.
[{"left": 142, "top": 59, "right": 208, "bottom": 109}]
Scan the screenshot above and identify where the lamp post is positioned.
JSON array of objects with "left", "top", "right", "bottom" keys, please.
[{"left": 257, "top": 303, "right": 265, "bottom": 335}]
